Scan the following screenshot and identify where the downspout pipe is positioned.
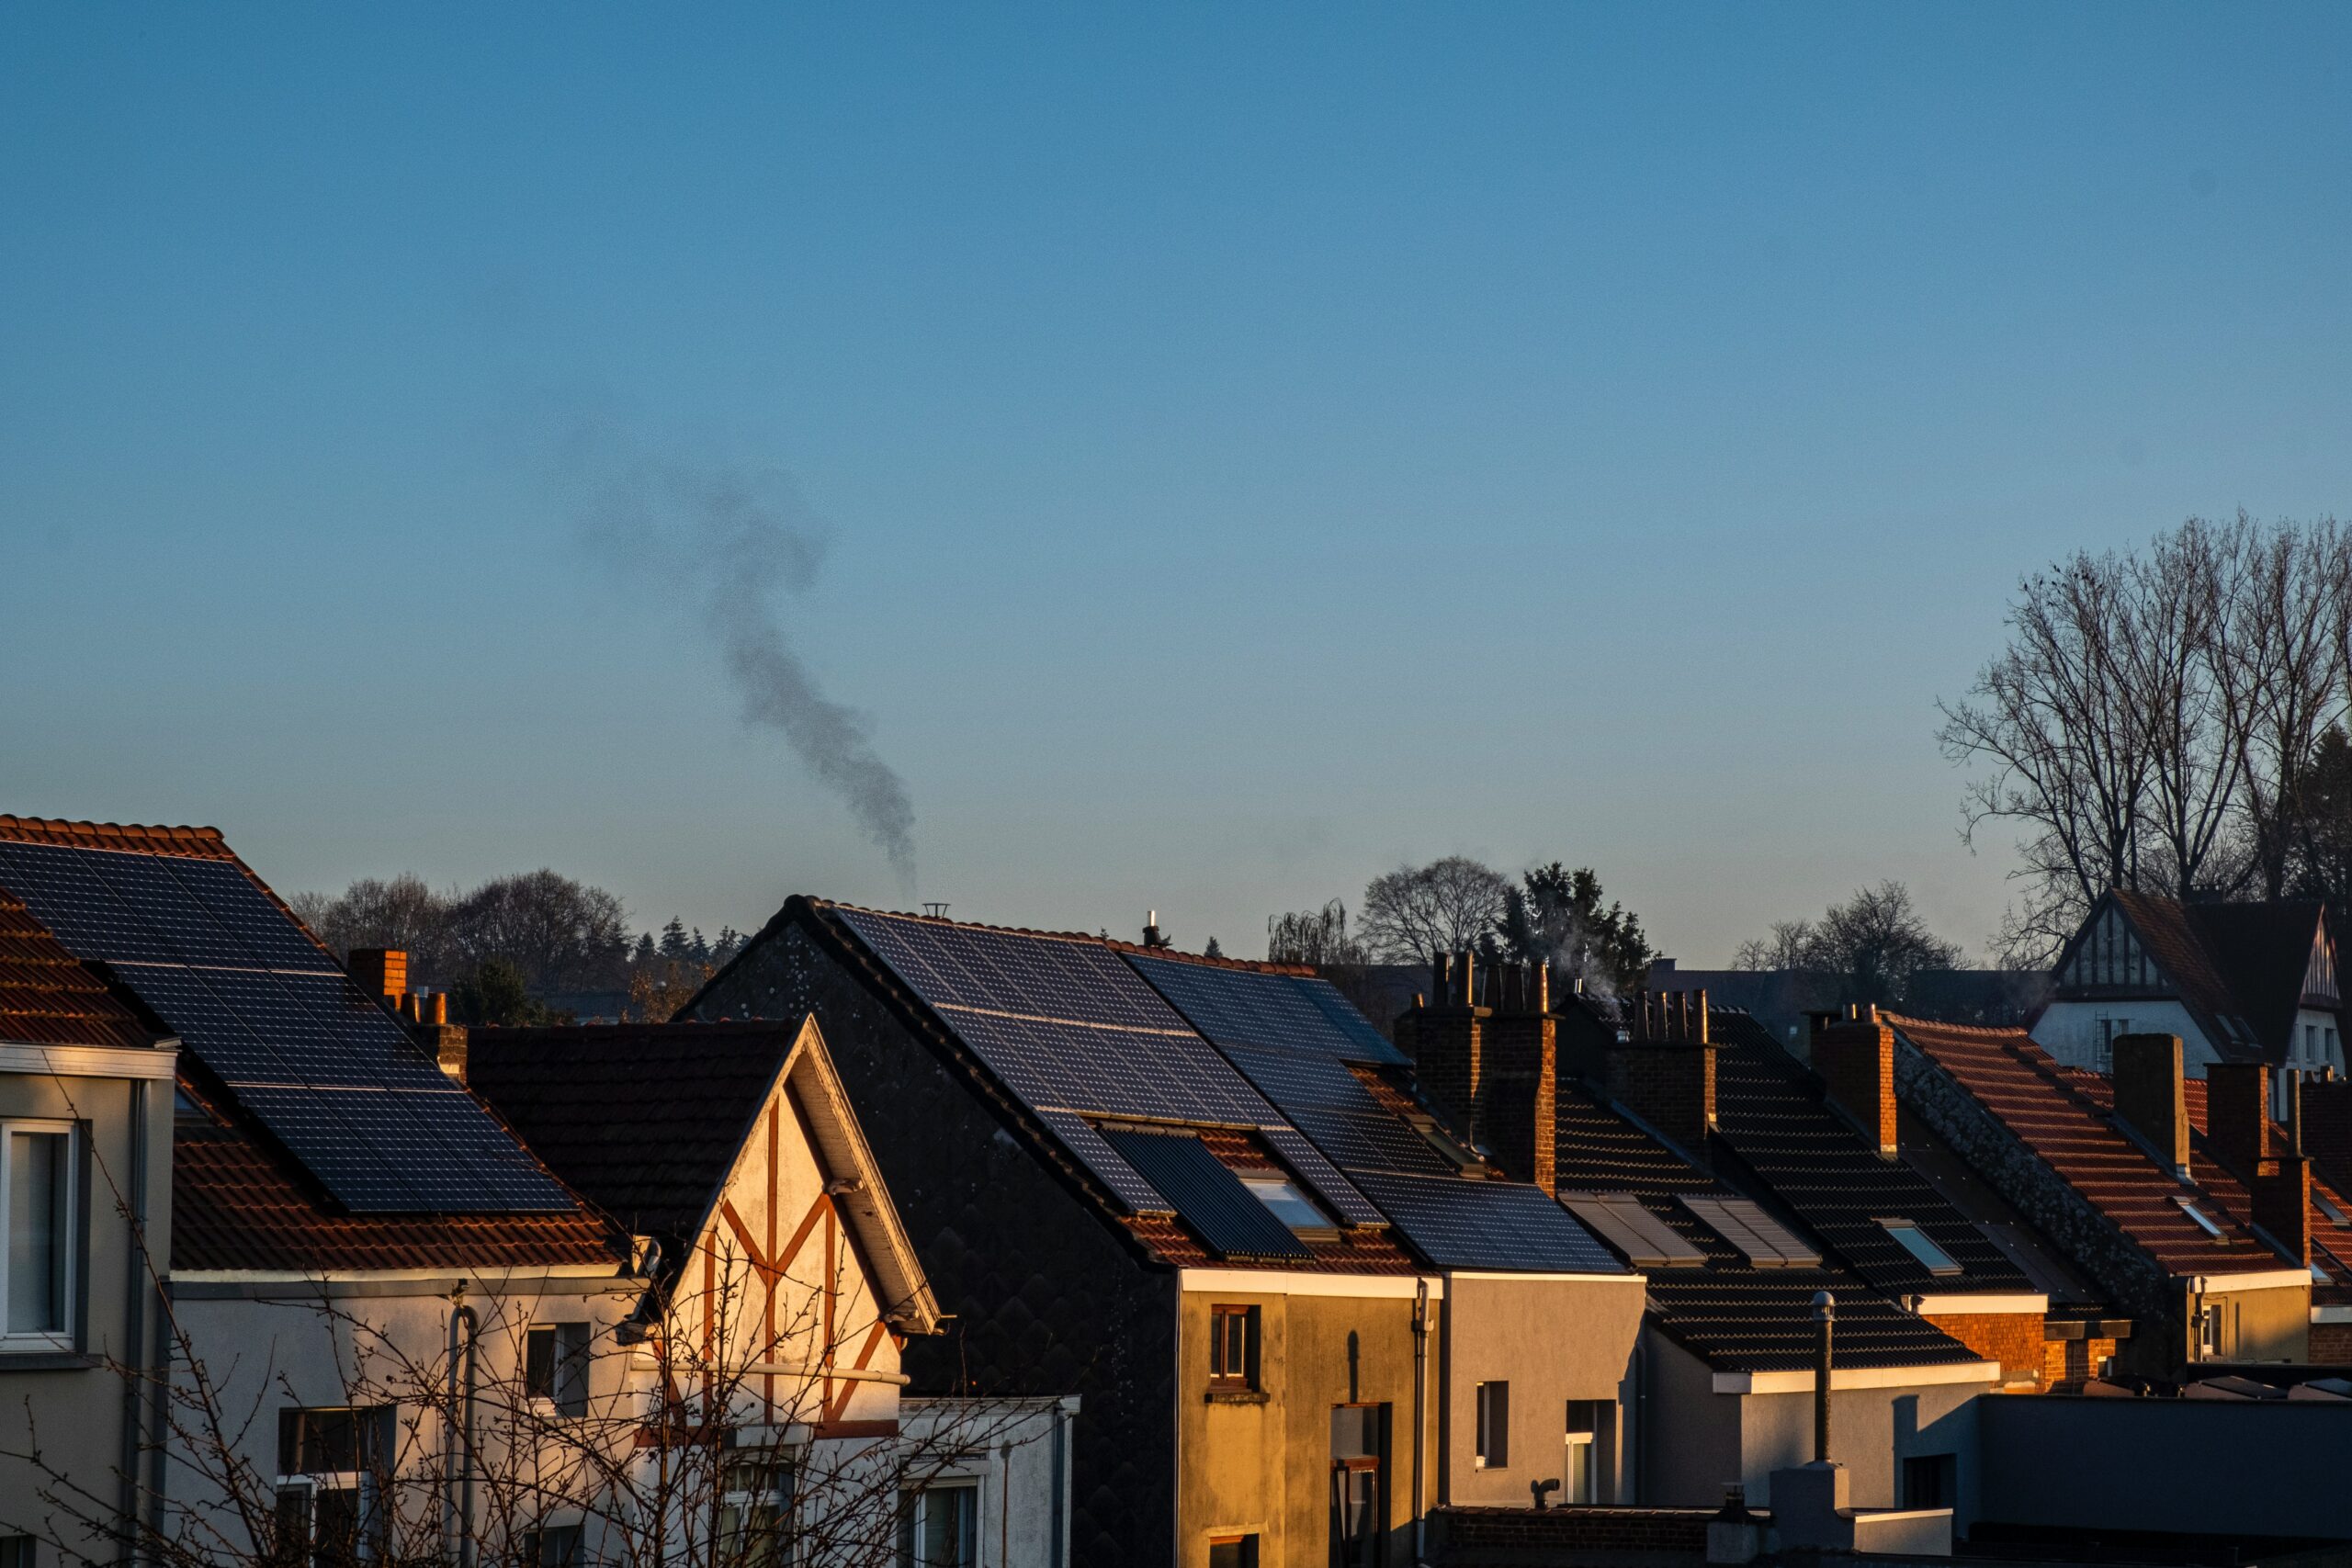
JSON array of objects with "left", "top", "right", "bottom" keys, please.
[
  {"left": 445, "top": 1303, "right": 480, "bottom": 1568},
  {"left": 1812, "top": 1292, "right": 1834, "bottom": 1464},
  {"left": 1411, "top": 1278, "right": 1429, "bottom": 1565},
  {"left": 115, "top": 1081, "right": 150, "bottom": 1567}
]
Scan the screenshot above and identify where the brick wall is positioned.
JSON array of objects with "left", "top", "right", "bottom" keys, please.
[
  {"left": 1611, "top": 1042, "right": 1715, "bottom": 1156},
  {"left": 2042, "top": 1334, "right": 2122, "bottom": 1389},
  {"left": 1481, "top": 1010, "right": 1556, "bottom": 1191},
  {"left": 1924, "top": 1311, "right": 2046, "bottom": 1387},
  {"left": 2310, "top": 1321, "right": 2352, "bottom": 1362}
]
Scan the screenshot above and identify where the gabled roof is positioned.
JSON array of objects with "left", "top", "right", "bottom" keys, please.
[
  {"left": 2064, "top": 891, "right": 2333, "bottom": 1063},
  {"left": 1891, "top": 1015, "right": 2287, "bottom": 1277},
  {"left": 0, "top": 814, "right": 573, "bottom": 1215},
  {"left": 171, "top": 1077, "right": 622, "bottom": 1273},
  {"left": 691, "top": 898, "right": 1600, "bottom": 1278},
  {"left": 2179, "top": 1078, "right": 2352, "bottom": 1297},
  {"left": 1705, "top": 1009, "right": 2033, "bottom": 1298},
  {"left": 469, "top": 1016, "right": 941, "bottom": 1331},
  {"left": 1552, "top": 1080, "right": 1984, "bottom": 1374},
  {"left": 0, "top": 888, "right": 164, "bottom": 1050}
]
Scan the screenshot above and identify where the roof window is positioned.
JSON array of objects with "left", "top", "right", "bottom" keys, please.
[
  {"left": 1878, "top": 1219, "right": 1963, "bottom": 1277},
  {"left": 2173, "top": 1197, "right": 2225, "bottom": 1239},
  {"left": 1677, "top": 1194, "right": 1820, "bottom": 1269},
  {"left": 1240, "top": 1173, "right": 1335, "bottom": 1236},
  {"left": 1560, "top": 1192, "right": 1705, "bottom": 1269}
]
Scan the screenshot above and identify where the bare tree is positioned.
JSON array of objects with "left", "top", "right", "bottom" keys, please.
[
  {"left": 1358, "top": 858, "right": 1509, "bottom": 963},
  {"left": 1265, "top": 900, "right": 1369, "bottom": 966},
  {"left": 291, "top": 874, "right": 460, "bottom": 978},
  {"left": 1731, "top": 884, "right": 1962, "bottom": 1010},
  {"left": 447, "top": 872, "right": 632, "bottom": 996},
  {"left": 1732, "top": 920, "right": 1815, "bottom": 973}
]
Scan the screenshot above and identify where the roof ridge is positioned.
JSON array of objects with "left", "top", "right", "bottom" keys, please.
[
  {"left": 810, "top": 897, "right": 1311, "bottom": 974},
  {"left": 0, "top": 815, "right": 232, "bottom": 858},
  {"left": 1880, "top": 1010, "right": 2034, "bottom": 1041}
]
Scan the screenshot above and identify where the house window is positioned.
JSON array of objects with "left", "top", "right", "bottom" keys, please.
[
  {"left": 1207, "top": 1535, "right": 1260, "bottom": 1568},
  {"left": 2309, "top": 1025, "right": 2320, "bottom": 1064},
  {"left": 2329, "top": 1028, "right": 2341, "bottom": 1070},
  {"left": 1564, "top": 1401, "right": 1604, "bottom": 1504},
  {"left": 1209, "top": 1304, "right": 1259, "bottom": 1391},
  {"left": 276, "top": 1407, "right": 392, "bottom": 1568},
  {"left": 897, "top": 1483, "right": 977, "bottom": 1568},
  {"left": 2093, "top": 1019, "right": 2127, "bottom": 1074},
  {"left": 1474, "top": 1382, "right": 1510, "bottom": 1469},
  {"left": 1330, "top": 1404, "right": 1387, "bottom": 1568},
  {"left": 0, "top": 1537, "right": 33, "bottom": 1568},
  {"left": 720, "top": 1454, "right": 797, "bottom": 1568},
  {"left": 526, "top": 1323, "right": 591, "bottom": 1416},
  {"left": 523, "top": 1525, "right": 582, "bottom": 1568},
  {"left": 1902, "top": 1453, "right": 1956, "bottom": 1509},
  {"left": 4, "top": 1122, "right": 76, "bottom": 1347},
  {"left": 1878, "top": 1219, "right": 1963, "bottom": 1277}
]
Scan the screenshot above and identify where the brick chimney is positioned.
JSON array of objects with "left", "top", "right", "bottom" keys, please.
[
  {"left": 2255, "top": 1155, "right": 2312, "bottom": 1266},
  {"left": 1813, "top": 1010, "right": 1896, "bottom": 1155},
  {"left": 2112, "top": 1033, "right": 2190, "bottom": 1180},
  {"left": 350, "top": 948, "right": 408, "bottom": 1007},
  {"left": 1479, "top": 962, "right": 1557, "bottom": 1192},
  {"left": 1562, "top": 988, "right": 1717, "bottom": 1158},
  {"left": 1396, "top": 952, "right": 1489, "bottom": 1156},
  {"left": 2205, "top": 1063, "right": 2271, "bottom": 1178}
]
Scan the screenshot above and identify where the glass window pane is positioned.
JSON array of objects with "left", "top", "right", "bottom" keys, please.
[{"left": 8, "top": 1132, "right": 66, "bottom": 1336}]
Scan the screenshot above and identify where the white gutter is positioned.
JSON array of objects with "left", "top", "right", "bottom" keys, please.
[
  {"left": 1445, "top": 1269, "right": 1646, "bottom": 1285},
  {"left": 0, "top": 1041, "right": 180, "bottom": 1079},
  {"left": 174, "top": 1265, "right": 626, "bottom": 1284},
  {"left": 2312, "top": 1304, "right": 2352, "bottom": 1324},
  {"left": 1179, "top": 1269, "right": 1447, "bottom": 1300},
  {"left": 1712, "top": 1360, "right": 2001, "bottom": 1395},
  {"left": 2191, "top": 1269, "right": 2313, "bottom": 1293}
]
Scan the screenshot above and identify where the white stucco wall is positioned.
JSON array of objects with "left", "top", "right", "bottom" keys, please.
[
  {"left": 2031, "top": 1000, "right": 2213, "bottom": 1075},
  {"left": 900, "top": 1396, "right": 1078, "bottom": 1568}
]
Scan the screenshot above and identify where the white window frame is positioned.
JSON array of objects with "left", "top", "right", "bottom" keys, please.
[
  {"left": 276, "top": 1406, "right": 393, "bottom": 1567},
  {"left": 1474, "top": 1381, "right": 1510, "bottom": 1470},
  {"left": 898, "top": 1480, "right": 979, "bottom": 1568},
  {"left": 526, "top": 1322, "right": 592, "bottom": 1417},
  {"left": 1, "top": 1119, "right": 78, "bottom": 1351},
  {"left": 719, "top": 1448, "right": 799, "bottom": 1568},
  {"left": 1563, "top": 1400, "right": 1601, "bottom": 1504}
]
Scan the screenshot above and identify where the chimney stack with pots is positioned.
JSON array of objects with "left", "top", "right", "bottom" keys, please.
[
  {"left": 2111, "top": 1033, "right": 2191, "bottom": 1180},
  {"left": 1398, "top": 951, "right": 1563, "bottom": 1188},
  {"left": 1561, "top": 987, "right": 1718, "bottom": 1159},
  {"left": 348, "top": 946, "right": 468, "bottom": 1083}
]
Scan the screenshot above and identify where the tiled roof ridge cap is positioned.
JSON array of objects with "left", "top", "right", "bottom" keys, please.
[
  {"left": 0, "top": 815, "right": 232, "bottom": 857},
  {"left": 1880, "top": 1011, "right": 2033, "bottom": 1041},
  {"left": 810, "top": 898, "right": 1314, "bottom": 975}
]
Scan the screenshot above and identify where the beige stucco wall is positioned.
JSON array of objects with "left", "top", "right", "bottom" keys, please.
[
  {"left": 1175, "top": 1280, "right": 1432, "bottom": 1568},
  {"left": 1439, "top": 1274, "right": 1644, "bottom": 1506},
  {"left": 2202, "top": 1280, "right": 2309, "bottom": 1364},
  {"left": 0, "top": 1065, "right": 174, "bottom": 1559}
]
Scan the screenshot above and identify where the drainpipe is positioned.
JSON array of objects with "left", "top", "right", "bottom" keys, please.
[
  {"left": 115, "top": 1081, "right": 149, "bottom": 1567},
  {"left": 1812, "top": 1292, "right": 1834, "bottom": 1464},
  {"left": 445, "top": 1303, "right": 480, "bottom": 1568},
  {"left": 1411, "top": 1278, "right": 1429, "bottom": 1565}
]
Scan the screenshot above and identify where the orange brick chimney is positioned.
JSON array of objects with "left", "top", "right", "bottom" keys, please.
[
  {"left": 1813, "top": 1008, "right": 1897, "bottom": 1155},
  {"left": 1396, "top": 953, "right": 1557, "bottom": 1190},
  {"left": 2112, "top": 1033, "right": 2190, "bottom": 1179}
]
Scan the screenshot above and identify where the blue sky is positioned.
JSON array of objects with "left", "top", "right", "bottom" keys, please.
[{"left": 5, "top": 5, "right": 2348, "bottom": 964}]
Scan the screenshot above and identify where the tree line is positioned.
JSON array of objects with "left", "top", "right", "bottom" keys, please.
[
  {"left": 291, "top": 871, "right": 745, "bottom": 1025},
  {"left": 1940, "top": 512, "right": 2352, "bottom": 961}
]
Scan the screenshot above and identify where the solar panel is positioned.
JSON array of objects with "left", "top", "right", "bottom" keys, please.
[
  {"left": 1032, "top": 1110, "right": 1172, "bottom": 1215},
  {"left": 1257, "top": 1125, "right": 1387, "bottom": 1227},
  {"left": 1679, "top": 1195, "right": 1822, "bottom": 1269},
  {"left": 1127, "top": 954, "right": 1405, "bottom": 1065},
  {"left": 1298, "top": 977, "right": 1410, "bottom": 1064},
  {"left": 1099, "top": 1128, "right": 1313, "bottom": 1260},
  {"left": 842, "top": 912, "right": 1185, "bottom": 1032},
  {"left": 1283, "top": 1106, "right": 1456, "bottom": 1179},
  {"left": 944, "top": 1010, "right": 1270, "bottom": 1122},
  {"left": 1216, "top": 1043, "right": 1383, "bottom": 1113},
  {"left": 1560, "top": 1192, "right": 1707, "bottom": 1269},
  {"left": 0, "top": 837, "right": 574, "bottom": 1214},
  {"left": 1349, "top": 1171, "right": 1623, "bottom": 1273}
]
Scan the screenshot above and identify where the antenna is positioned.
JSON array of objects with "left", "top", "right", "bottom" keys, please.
[{"left": 922, "top": 902, "right": 950, "bottom": 919}]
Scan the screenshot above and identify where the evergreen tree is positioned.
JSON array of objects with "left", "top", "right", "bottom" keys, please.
[{"left": 659, "top": 918, "right": 691, "bottom": 962}]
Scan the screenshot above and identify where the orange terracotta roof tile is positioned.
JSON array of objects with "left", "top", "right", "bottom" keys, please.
[
  {"left": 0, "top": 816, "right": 235, "bottom": 861},
  {"left": 1892, "top": 1014, "right": 2286, "bottom": 1277}
]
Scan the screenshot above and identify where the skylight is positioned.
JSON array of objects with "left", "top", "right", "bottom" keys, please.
[
  {"left": 2173, "top": 1197, "right": 2225, "bottom": 1238},
  {"left": 1878, "top": 1219, "right": 1963, "bottom": 1277},
  {"left": 2316, "top": 1190, "right": 2351, "bottom": 1228},
  {"left": 1242, "top": 1173, "right": 1334, "bottom": 1235}
]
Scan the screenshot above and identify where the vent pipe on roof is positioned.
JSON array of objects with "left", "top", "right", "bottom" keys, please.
[
  {"left": 1141, "top": 911, "right": 1172, "bottom": 950},
  {"left": 1812, "top": 1292, "right": 1835, "bottom": 1463}
]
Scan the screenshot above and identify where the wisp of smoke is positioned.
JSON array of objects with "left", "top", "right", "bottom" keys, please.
[{"left": 565, "top": 424, "right": 917, "bottom": 889}]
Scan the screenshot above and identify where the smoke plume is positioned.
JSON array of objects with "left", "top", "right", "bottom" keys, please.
[{"left": 565, "top": 424, "right": 917, "bottom": 887}]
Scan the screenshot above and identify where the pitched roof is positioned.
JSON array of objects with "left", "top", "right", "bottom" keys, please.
[
  {"left": 1891, "top": 1014, "right": 2286, "bottom": 1277},
  {"left": 1705, "top": 1009, "right": 2033, "bottom": 1297},
  {"left": 2178, "top": 1077, "right": 2352, "bottom": 1292},
  {"left": 698, "top": 899, "right": 1594, "bottom": 1277},
  {"left": 1552, "top": 1080, "right": 1984, "bottom": 1374},
  {"left": 171, "top": 1078, "right": 621, "bottom": 1273},
  {"left": 0, "top": 889, "right": 164, "bottom": 1050},
  {"left": 467, "top": 1017, "right": 944, "bottom": 1327},
  {"left": 2083, "top": 891, "right": 2332, "bottom": 1063}
]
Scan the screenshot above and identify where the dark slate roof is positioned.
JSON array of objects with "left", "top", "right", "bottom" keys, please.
[
  {"left": 1892, "top": 1015, "right": 2288, "bottom": 1277},
  {"left": 1706, "top": 1008, "right": 2033, "bottom": 1296},
  {"left": 466, "top": 1021, "right": 797, "bottom": 1262},
  {"left": 1553, "top": 1081, "right": 1983, "bottom": 1374}
]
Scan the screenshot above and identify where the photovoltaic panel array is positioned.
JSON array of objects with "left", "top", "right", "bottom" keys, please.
[
  {"left": 0, "top": 840, "right": 572, "bottom": 1213},
  {"left": 1128, "top": 953, "right": 1621, "bottom": 1274},
  {"left": 834, "top": 909, "right": 1378, "bottom": 1224},
  {"left": 1099, "top": 1128, "right": 1312, "bottom": 1261}
]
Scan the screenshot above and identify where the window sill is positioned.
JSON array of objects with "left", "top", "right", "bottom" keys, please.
[
  {"left": 0, "top": 1350, "right": 99, "bottom": 1372},
  {"left": 1204, "top": 1387, "right": 1269, "bottom": 1405}
]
